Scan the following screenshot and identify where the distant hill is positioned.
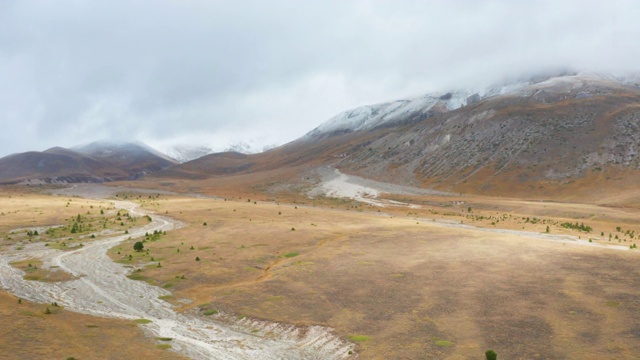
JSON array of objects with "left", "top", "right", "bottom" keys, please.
[
  {"left": 0, "top": 141, "right": 177, "bottom": 184},
  {"left": 73, "top": 141, "right": 177, "bottom": 177}
]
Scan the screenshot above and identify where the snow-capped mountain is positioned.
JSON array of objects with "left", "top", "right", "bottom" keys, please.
[
  {"left": 160, "top": 141, "right": 277, "bottom": 163},
  {"left": 303, "top": 73, "right": 575, "bottom": 138},
  {"left": 225, "top": 141, "right": 276, "bottom": 154},
  {"left": 162, "top": 145, "right": 214, "bottom": 163}
]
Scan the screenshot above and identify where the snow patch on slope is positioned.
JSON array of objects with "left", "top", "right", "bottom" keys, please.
[
  {"left": 304, "top": 73, "right": 622, "bottom": 138},
  {"left": 159, "top": 141, "right": 277, "bottom": 163},
  {"left": 304, "top": 84, "right": 532, "bottom": 138}
]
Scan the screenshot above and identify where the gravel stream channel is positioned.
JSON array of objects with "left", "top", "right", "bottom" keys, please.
[{"left": 0, "top": 189, "right": 353, "bottom": 359}]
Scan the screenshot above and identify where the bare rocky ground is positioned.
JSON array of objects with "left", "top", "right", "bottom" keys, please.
[
  {"left": 308, "top": 167, "right": 448, "bottom": 208},
  {"left": 0, "top": 185, "right": 353, "bottom": 360}
]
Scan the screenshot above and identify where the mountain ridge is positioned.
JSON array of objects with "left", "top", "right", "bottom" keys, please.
[
  {"left": 304, "top": 72, "right": 640, "bottom": 140},
  {"left": 0, "top": 141, "right": 177, "bottom": 184}
]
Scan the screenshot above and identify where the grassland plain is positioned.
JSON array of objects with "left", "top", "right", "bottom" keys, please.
[
  {"left": 111, "top": 191, "right": 640, "bottom": 359},
  {"left": 0, "top": 291, "right": 186, "bottom": 359},
  {"left": 2, "top": 184, "right": 640, "bottom": 359},
  {"left": 0, "top": 186, "right": 186, "bottom": 359},
  {"left": 1, "top": 186, "right": 354, "bottom": 359}
]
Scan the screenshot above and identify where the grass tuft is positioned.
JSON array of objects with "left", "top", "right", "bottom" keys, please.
[
  {"left": 434, "top": 340, "right": 454, "bottom": 347},
  {"left": 348, "top": 335, "right": 370, "bottom": 342}
]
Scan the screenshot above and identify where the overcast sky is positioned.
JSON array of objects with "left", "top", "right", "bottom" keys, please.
[{"left": 1, "top": 0, "right": 639, "bottom": 157}]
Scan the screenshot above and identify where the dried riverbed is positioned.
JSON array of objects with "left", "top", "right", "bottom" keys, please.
[{"left": 0, "top": 186, "right": 353, "bottom": 360}]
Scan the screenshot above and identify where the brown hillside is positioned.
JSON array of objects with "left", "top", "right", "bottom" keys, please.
[
  {"left": 0, "top": 148, "right": 127, "bottom": 184},
  {"left": 150, "top": 75, "right": 640, "bottom": 201}
]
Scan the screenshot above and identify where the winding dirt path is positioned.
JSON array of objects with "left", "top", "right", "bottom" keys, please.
[{"left": 0, "top": 195, "right": 353, "bottom": 359}]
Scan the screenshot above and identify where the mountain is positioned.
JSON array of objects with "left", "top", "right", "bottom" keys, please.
[
  {"left": 315, "top": 73, "right": 640, "bottom": 197},
  {"left": 160, "top": 141, "right": 277, "bottom": 163},
  {"left": 158, "top": 73, "right": 640, "bottom": 200},
  {"left": 0, "top": 141, "right": 177, "bottom": 184},
  {"left": 224, "top": 141, "right": 277, "bottom": 155},
  {"left": 162, "top": 145, "right": 214, "bottom": 163},
  {"left": 303, "top": 71, "right": 636, "bottom": 139},
  {"left": 0, "top": 147, "right": 127, "bottom": 184},
  {"left": 73, "top": 141, "right": 177, "bottom": 177}
]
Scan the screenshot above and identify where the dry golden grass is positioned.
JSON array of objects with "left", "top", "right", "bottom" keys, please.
[
  {"left": 0, "top": 187, "right": 186, "bottom": 359},
  {"left": 110, "top": 192, "right": 640, "bottom": 359},
  {"left": 4, "top": 184, "right": 640, "bottom": 359},
  {"left": 0, "top": 186, "right": 149, "bottom": 250},
  {"left": 0, "top": 186, "right": 110, "bottom": 234},
  {"left": 0, "top": 291, "right": 185, "bottom": 360}
]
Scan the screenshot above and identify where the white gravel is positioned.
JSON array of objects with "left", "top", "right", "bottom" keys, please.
[{"left": 309, "top": 167, "right": 448, "bottom": 208}]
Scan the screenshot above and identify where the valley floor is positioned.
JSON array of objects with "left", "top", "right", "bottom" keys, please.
[{"left": 1, "top": 178, "right": 640, "bottom": 359}]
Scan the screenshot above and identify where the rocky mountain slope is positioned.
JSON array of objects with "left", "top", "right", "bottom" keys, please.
[
  {"left": 166, "top": 73, "right": 640, "bottom": 199},
  {"left": 329, "top": 74, "right": 640, "bottom": 196}
]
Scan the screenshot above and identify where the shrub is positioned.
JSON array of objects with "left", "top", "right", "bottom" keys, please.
[
  {"left": 485, "top": 350, "right": 497, "bottom": 360},
  {"left": 134, "top": 241, "right": 144, "bottom": 252}
]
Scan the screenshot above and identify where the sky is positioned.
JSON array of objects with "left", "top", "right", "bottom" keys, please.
[{"left": 1, "top": 0, "right": 640, "bottom": 157}]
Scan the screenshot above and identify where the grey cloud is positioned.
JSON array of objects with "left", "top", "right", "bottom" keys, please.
[{"left": 1, "top": 0, "right": 639, "bottom": 156}]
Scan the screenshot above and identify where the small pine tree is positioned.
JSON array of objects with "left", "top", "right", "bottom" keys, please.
[
  {"left": 545, "top": 226, "right": 550, "bottom": 233},
  {"left": 196, "top": 257, "right": 200, "bottom": 262},
  {"left": 45, "top": 307, "right": 51, "bottom": 315},
  {"left": 133, "top": 241, "right": 144, "bottom": 252}
]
